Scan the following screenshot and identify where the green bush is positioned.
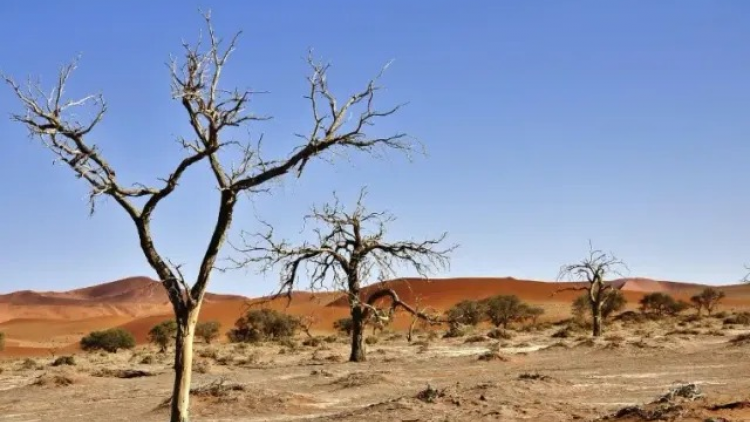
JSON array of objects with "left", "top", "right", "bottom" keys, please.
[
  {"left": 333, "top": 317, "right": 354, "bottom": 335},
  {"left": 446, "top": 300, "right": 486, "bottom": 326},
  {"left": 483, "top": 295, "right": 526, "bottom": 328},
  {"left": 227, "top": 308, "right": 300, "bottom": 343},
  {"left": 196, "top": 321, "right": 221, "bottom": 344},
  {"left": 572, "top": 290, "right": 627, "bottom": 321},
  {"left": 640, "top": 293, "right": 689, "bottom": 317},
  {"left": 80, "top": 328, "right": 135, "bottom": 353},
  {"left": 148, "top": 320, "right": 177, "bottom": 353}
]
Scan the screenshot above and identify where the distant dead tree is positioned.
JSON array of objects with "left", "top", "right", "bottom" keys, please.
[
  {"left": 4, "top": 11, "right": 417, "bottom": 422},
  {"left": 556, "top": 242, "right": 628, "bottom": 337},
  {"left": 231, "top": 189, "right": 455, "bottom": 362}
]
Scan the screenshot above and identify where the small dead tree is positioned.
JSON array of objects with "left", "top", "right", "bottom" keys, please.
[
  {"left": 557, "top": 243, "right": 628, "bottom": 337},
  {"left": 4, "top": 12, "right": 416, "bottom": 422},
  {"left": 232, "top": 189, "right": 455, "bottom": 362}
]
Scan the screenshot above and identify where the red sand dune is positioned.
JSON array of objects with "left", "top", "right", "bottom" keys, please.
[{"left": 2, "top": 275, "right": 750, "bottom": 357}]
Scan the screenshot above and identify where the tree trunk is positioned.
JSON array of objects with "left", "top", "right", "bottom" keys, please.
[
  {"left": 592, "top": 306, "right": 603, "bottom": 337},
  {"left": 350, "top": 305, "right": 366, "bottom": 362},
  {"left": 170, "top": 309, "right": 199, "bottom": 422}
]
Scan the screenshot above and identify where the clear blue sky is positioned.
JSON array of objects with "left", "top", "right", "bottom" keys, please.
[{"left": 2, "top": 1, "right": 749, "bottom": 296}]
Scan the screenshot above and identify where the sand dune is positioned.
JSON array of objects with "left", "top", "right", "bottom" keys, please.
[{"left": 2, "top": 275, "right": 750, "bottom": 357}]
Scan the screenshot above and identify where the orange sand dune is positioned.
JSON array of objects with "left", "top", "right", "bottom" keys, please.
[{"left": 0, "top": 277, "right": 245, "bottom": 324}]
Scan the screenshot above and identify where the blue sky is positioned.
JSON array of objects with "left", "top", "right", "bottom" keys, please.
[{"left": 1, "top": 1, "right": 749, "bottom": 296}]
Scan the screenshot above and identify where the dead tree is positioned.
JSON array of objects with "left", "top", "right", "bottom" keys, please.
[
  {"left": 4, "top": 12, "right": 416, "bottom": 422},
  {"left": 556, "top": 243, "right": 628, "bottom": 337},
  {"left": 232, "top": 189, "right": 455, "bottom": 362}
]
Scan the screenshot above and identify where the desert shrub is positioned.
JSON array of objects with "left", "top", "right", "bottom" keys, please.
[
  {"left": 730, "top": 333, "right": 750, "bottom": 346},
  {"left": 140, "top": 354, "right": 156, "bottom": 364},
  {"left": 227, "top": 308, "right": 300, "bottom": 343},
  {"left": 277, "top": 337, "right": 299, "bottom": 350},
  {"left": 487, "top": 329, "right": 513, "bottom": 340},
  {"left": 193, "top": 360, "right": 211, "bottom": 374},
  {"left": 148, "top": 320, "right": 177, "bottom": 353},
  {"left": 446, "top": 300, "right": 486, "bottom": 326},
  {"left": 323, "top": 335, "right": 339, "bottom": 343},
  {"left": 20, "top": 358, "right": 39, "bottom": 370},
  {"left": 483, "top": 295, "right": 527, "bottom": 328},
  {"left": 681, "top": 314, "right": 702, "bottom": 323},
  {"left": 333, "top": 317, "right": 354, "bottom": 335},
  {"left": 614, "top": 310, "right": 650, "bottom": 324},
  {"left": 0, "top": 331, "right": 4, "bottom": 351},
  {"left": 442, "top": 324, "right": 466, "bottom": 338},
  {"left": 92, "top": 368, "right": 153, "bottom": 378},
  {"left": 572, "top": 290, "right": 627, "bottom": 321},
  {"left": 724, "top": 312, "right": 750, "bottom": 326},
  {"left": 80, "top": 328, "right": 136, "bottom": 353},
  {"left": 198, "top": 348, "right": 219, "bottom": 359},
  {"left": 195, "top": 321, "right": 221, "bottom": 344},
  {"left": 477, "top": 351, "right": 509, "bottom": 362},
  {"left": 51, "top": 356, "right": 76, "bottom": 367},
  {"left": 464, "top": 334, "right": 489, "bottom": 343},
  {"left": 551, "top": 323, "right": 586, "bottom": 339},
  {"left": 302, "top": 337, "right": 323, "bottom": 347},
  {"left": 32, "top": 373, "right": 76, "bottom": 387},
  {"left": 712, "top": 311, "right": 728, "bottom": 319},
  {"left": 365, "top": 336, "right": 378, "bottom": 345},
  {"left": 639, "top": 293, "right": 689, "bottom": 317},
  {"left": 522, "top": 305, "right": 546, "bottom": 325}
]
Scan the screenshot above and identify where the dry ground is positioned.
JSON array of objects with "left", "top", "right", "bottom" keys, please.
[{"left": 2, "top": 315, "right": 750, "bottom": 422}]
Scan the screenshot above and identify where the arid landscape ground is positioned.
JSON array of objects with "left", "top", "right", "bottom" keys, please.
[{"left": 2, "top": 276, "right": 750, "bottom": 421}]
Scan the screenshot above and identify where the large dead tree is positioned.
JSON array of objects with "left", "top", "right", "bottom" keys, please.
[
  {"left": 4, "top": 12, "right": 416, "bottom": 422},
  {"left": 557, "top": 243, "right": 628, "bottom": 337},
  {"left": 232, "top": 189, "right": 455, "bottom": 362}
]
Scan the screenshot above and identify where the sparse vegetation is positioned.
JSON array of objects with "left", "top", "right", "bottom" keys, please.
[
  {"left": 639, "top": 292, "right": 689, "bottom": 317},
  {"left": 227, "top": 308, "right": 300, "bottom": 343},
  {"left": 447, "top": 299, "right": 486, "bottom": 326},
  {"left": 483, "top": 295, "right": 531, "bottom": 328},
  {"left": 724, "top": 312, "right": 750, "bottom": 326},
  {"left": 195, "top": 321, "right": 221, "bottom": 344},
  {"left": 333, "top": 317, "right": 354, "bottom": 336},
  {"left": 0, "top": 331, "right": 4, "bottom": 351},
  {"left": 149, "top": 320, "right": 178, "bottom": 353},
  {"left": 80, "top": 328, "right": 136, "bottom": 353}
]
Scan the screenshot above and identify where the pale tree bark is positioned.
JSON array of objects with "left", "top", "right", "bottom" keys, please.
[
  {"left": 230, "top": 188, "right": 456, "bottom": 362},
  {"left": 556, "top": 241, "right": 628, "bottom": 338},
  {"left": 4, "top": 11, "right": 416, "bottom": 422}
]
